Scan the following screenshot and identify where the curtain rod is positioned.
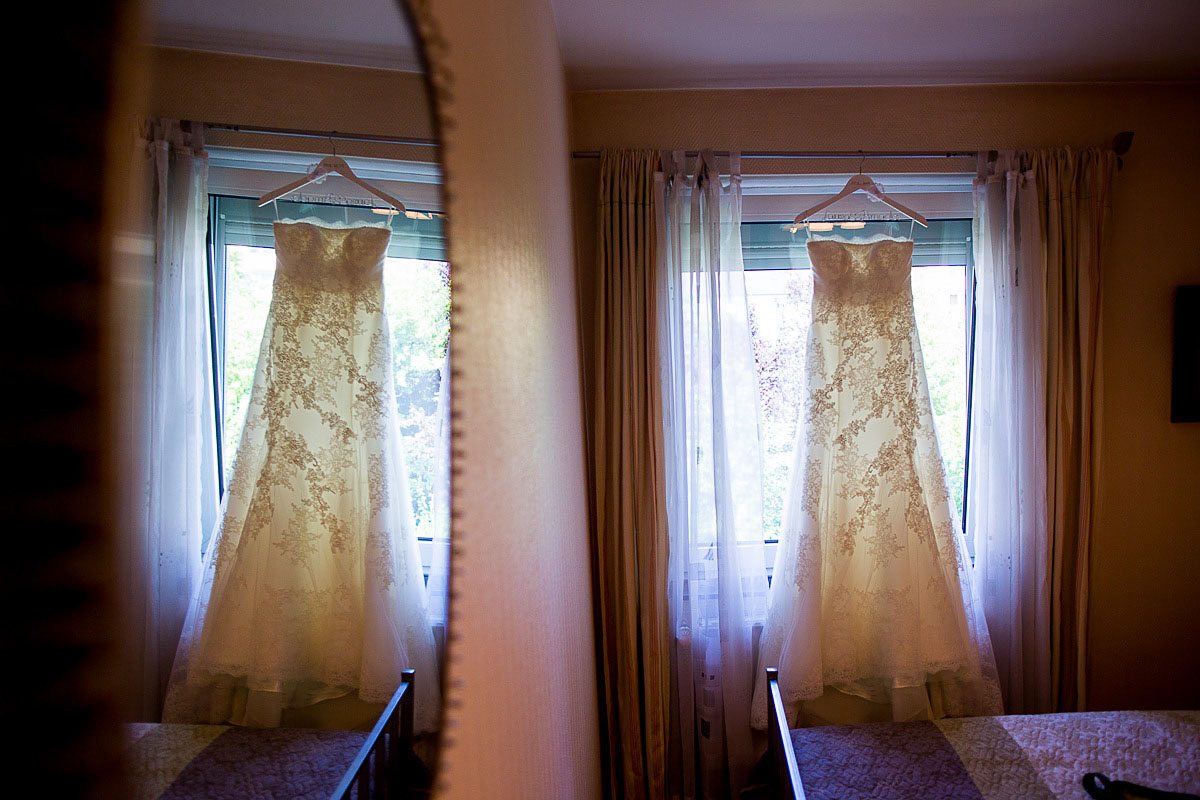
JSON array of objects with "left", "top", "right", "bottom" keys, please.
[
  {"left": 572, "top": 134, "right": 1134, "bottom": 161},
  {"left": 203, "top": 122, "right": 438, "bottom": 148},
  {"left": 201, "top": 123, "right": 1132, "bottom": 164},
  {"left": 571, "top": 149, "right": 976, "bottom": 160}
]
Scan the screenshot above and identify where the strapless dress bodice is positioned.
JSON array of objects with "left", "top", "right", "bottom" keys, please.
[
  {"left": 807, "top": 237, "right": 913, "bottom": 304},
  {"left": 273, "top": 220, "right": 390, "bottom": 290}
]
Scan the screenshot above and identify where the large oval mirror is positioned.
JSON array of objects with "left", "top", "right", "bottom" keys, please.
[{"left": 112, "top": 0, "right": 449, "bottom": 794}]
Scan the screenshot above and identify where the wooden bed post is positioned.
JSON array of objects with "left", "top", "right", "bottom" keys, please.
[
  {"left": 331, "top": 673, "right": 417, "bottom": 800},
  {"left": 393, "top": 670, "right": 415, "bottom": 786},
  {"left": 400, "top": 670, "right": 415, "bottom": 747},
  {"left": 766, "top": 667, "right": 806, "bottom": 800}
]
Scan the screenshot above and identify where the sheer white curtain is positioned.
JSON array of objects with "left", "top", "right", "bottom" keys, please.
[
  {"left": 657, "top": 151, "right": 769, "bottom": 800},
  {"left": 967, "top": 153, "right": 1051, "bottom": 714},
  {"left": 117, "top": 119, "right": 220, "bottom": 720},
  {"left": 426, "top": 350, "right": 452, "bottom": 627}
]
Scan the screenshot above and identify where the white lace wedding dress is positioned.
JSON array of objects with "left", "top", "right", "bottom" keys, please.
[
  {"left": 163, "top": 220, "right": 440, "bottom": 732},
  {"left": 751, "top": 235, "right": 1001, "bottom": 729}
]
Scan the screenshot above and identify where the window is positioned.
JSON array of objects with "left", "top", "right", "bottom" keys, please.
[
  {"left": 206, "top": 194, "right": 449, "bottom": 565},
  {"left": 740, "top": 217, "right": 974, "bottom": 557}
]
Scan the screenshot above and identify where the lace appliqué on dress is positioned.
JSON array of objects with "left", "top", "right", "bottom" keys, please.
[
  {"left": 752, "top": 238, "right": 1002, "bottom": 728},
  {"left": 163, "top": 221, "right": 440, "bottom": 732}
]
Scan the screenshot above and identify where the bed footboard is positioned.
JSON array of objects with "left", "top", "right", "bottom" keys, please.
[
  {"left": 330, "top": 669, "right": 416, "bottom": 800},
  {"left": 766, "top": 667, "right": 806, "bottom": 800}
]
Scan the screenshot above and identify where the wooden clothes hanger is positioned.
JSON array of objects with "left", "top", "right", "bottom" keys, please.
[
  {"left": 792, "top": 157, "right": 928, "bottom": 228},
  {"left": 257, "top": 153, "right": 408, "bottom": 214}
]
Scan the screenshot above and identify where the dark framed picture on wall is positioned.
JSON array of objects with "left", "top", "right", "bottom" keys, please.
[{"left": 1171, "top": 285, "right": 1200, "bottom": 423}]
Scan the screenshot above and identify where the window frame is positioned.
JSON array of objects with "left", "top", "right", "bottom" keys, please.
[
  {"left": 203, "top": 193, "right": 450, "bottom": 577},
  {"left": 739, "top": 215, "right": 978, "bottom": 578}
]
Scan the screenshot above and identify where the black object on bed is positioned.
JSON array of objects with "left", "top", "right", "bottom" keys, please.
[{"left": 1083, "top": 773, "right": 1200, "bottom": 800}]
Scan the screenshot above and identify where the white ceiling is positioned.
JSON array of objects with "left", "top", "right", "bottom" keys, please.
[
  {"left": 151, "top": 0, "right": 421, "bottom": 71},
  {"left": 151, "top": 0, "right": 1200, "bottom": 89},
  {"left": 552, "top": 0, "right": 1200, "bottom": 90}
]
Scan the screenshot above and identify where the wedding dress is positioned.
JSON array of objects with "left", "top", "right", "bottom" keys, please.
[
  {"left": 750, "top": 234, "right": 1001, "bottom": 729},
  {"left": 163, "top": 220, "right": 440, "bottom": 732}
]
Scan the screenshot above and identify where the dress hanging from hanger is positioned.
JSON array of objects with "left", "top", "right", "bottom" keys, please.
[
  {"left": 751, "top": 231, "right": 1002, "bottom": 728},
  {"left": 163, "top": 219, "right": 440, "bottom": 732}
]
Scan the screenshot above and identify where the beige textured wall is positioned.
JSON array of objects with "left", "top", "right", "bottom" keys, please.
[
  {"left": 148, "top": 47, "right": 436, "bottom": 161},
  {"left": 429, "top": 0, "right": 601, "bottom": 796},
  {"left": 571, "top": 83, "right": 1200, "bottom": 712}
]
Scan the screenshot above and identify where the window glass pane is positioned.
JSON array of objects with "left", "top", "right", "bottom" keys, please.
[
  {"left": 220, "top": 246, "right": 450, "bottom": 541},
  {"left": 381, "top": 258, "right": 450, "bottom": 537},
  {"left": 910, "top": 264, "right": 968, "bottom": 522},
  {"left": 744, "top": 219, "right": 970, "bottom": 542},
  {"left": 222, "top": 245, "right": 275, "bottom": 478},
  {"left": 746, "top": 267, "right": 813, "bottom": 544}
]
